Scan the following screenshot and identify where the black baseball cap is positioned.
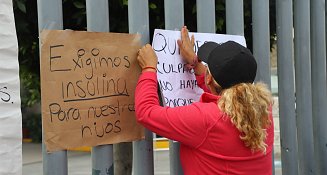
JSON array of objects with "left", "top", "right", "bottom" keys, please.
[{"left": 197, "top": 41, "right": 257, "bottom": 89}]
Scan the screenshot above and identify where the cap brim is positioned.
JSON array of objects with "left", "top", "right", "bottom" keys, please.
[{"left": 197, "top": 42, "right": 219, "bottom": 63}]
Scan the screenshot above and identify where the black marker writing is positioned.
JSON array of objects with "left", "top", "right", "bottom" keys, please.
[
  {"left": 49, "top": 103, "right": 81, "bottom": 122},
  {"left": 159, "top": 80, "right": 173, "bottom": 91},
  {"left": 164, "top": 97, "right": 194, "bottom": 107},
  {"left": 157, "top": 62, "right": 192, "bottom": 74},
  {"left": 180, "top": 79, "right": 198, "bottom": 90},
  {"left": 82, "top": 120, "right": 121, "bottom": 138},
  {"left": 49, "top": 100, "right": 134, "bottom": 123},
  {"left": 50, "top": 45, "right": 71, "bottom": 72},
  {"left": 62, "top": 77, "right": 129, "bottom": 102},
  {"left": 0, "top": 86, "right": 11, "bottom": 103},
  {"left": 72, "top": 48, "right": 130, "bottom": 80}
]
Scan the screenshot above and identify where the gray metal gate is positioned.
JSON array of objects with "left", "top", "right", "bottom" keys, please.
[{"left": 37, "top": 0, "right": 327, "bottom": 175}]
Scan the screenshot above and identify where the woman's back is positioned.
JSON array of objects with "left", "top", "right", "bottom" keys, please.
[{"left": 179, "top": 100, "right": 274, "bottom": 175}]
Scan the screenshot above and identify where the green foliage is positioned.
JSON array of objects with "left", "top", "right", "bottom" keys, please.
[
  {"left": 62, "top": 0, "right": 86, "bottom": 30},
  {"left": 13, "top": 0, "right": 40, "bottom": 108},
  {"left": 25, "top": 114, "right": 42, "bottom": 142},
  {"left": 149, "top": 3, "right": 157, "bottom": 9},
  {"left": 16, "top": 0, "right": 26, "bottom": 13},
  {"left": 20, "top": 67, "right": 40, "bottom": 107}
]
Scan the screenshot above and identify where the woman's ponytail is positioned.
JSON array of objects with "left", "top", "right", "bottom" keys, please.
[{"left": 218, "top": 82, "right": 273, "bottom": 153}]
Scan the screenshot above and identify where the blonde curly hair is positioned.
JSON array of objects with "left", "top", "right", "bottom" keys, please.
[{"left": 217, "top": 82, "right": 272, "bottom": 154}]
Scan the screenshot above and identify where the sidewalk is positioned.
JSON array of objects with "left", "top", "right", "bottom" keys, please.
[
  {"left": 23, "top": 142, "right": 281, "bottom": 175},
  {"left": 23, "top": 143, "right": 93, "bottom": 175},
  {"left": 22, "top": 143, "right": 172, "bottom": 175}
]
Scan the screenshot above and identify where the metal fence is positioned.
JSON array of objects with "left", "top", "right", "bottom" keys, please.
[{"left": 37, "top": 0, "right": 327, "bottom": 175}]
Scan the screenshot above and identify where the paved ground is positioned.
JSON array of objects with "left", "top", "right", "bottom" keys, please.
[
  {"left": 23, "top": 143, "right": 282, "bottom": 175},
  {"left": 23, "top": 143, "right": 92, "bottom": 175}
]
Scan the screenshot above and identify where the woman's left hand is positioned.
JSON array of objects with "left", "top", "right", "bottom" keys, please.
[
  {"left": 137, "top": 44, "right": 158, "bottom": 72},
  {"left": 177, "top": 26, "right": 196, "bottom": 64}
]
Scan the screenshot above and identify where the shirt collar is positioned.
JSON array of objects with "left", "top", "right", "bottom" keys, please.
[{"left": 199, "top": 92, "right": 220, "bottom": 103}]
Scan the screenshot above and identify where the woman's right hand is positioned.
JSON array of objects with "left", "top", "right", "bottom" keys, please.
[
  {"left": 137, "top": 44, "right": 158, "bottom": 72},
  {"left": 177, "top": 26, "right": 197, "bottom": 64}
]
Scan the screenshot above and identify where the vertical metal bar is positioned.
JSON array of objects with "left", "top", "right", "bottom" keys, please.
[
  {"left": 128, "top": 1, "right": 154, "bottom": 175},
  {"left": 42, "top": 144, "right": 68, "bottom": 175},
  {"left": 252, "top": 2, "right": 274, "bottom": 174},
  {"left": 86, "top": 0, "right": 109, "bottom": 32},
  {"left": 91, "top": 145, "right": 114, "bottom": 175},
  {"left": 165, "top": 0, "right": 184, "bottom": 30},
  {"left": 294, "top": 0, "right": 315, "bottom": 174},
  {"left": 252, "top": 0, "right": 271, "bottom": 87},
  {"left": 85, "top": 1, "right": 113, "bottom": 174},
  {"left": 164, "top": 1, "right": 184, "bottom": 175},
  {"left": 276, "top": 0, "right": 299, "bottom": 174},
  {"left": 129, "top": 0, "right": 150, "bottom": 44},
  {"left": 37, "top": 0, "right": 68, "bottom": 174},
  {"left": 196, "top": 0, "right": 216, "bottom": 33},
  {"left": 37, "top": 0, "right": 63, "bottom": 31},
  {"left": 168, "top": 141, "right": 182, "bottom": 175},
  {"left": 310, "top": 0, "right": 327, "bottom": 174},
  {"left": 226, "top": 0, "right": 244, "bottom": 36}
]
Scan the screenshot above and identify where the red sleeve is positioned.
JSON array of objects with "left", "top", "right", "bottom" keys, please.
[
  {"left": 135, "top": 72, "right": 207, "bottom": 148},
  {"left": 195, "top": 73, "right": 211, "bottom": 93}
]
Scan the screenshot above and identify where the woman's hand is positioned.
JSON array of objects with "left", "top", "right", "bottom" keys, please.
[
  {"left": 177, "top": 26, "right": 197, "bottom": 64},
  {"left": 137, "top": 44, "right": 158, "bottom": 72},
  {"left": 177, "top": 26, "right": 206, "bottom": 76}
]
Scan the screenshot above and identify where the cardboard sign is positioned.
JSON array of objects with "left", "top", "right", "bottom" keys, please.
[
  {"left": 40, "top": 30, "right": 144, "bottom": 152},
  {"left": 152, "top": 29, "right": 246, "bottom": 107}
]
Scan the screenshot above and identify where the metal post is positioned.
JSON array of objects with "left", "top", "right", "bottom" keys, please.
[
  {"left": 128, "top": 1, "right": 154, "bottom": 175},
  {"left": 252, "top": 0, "right": 271, "bottom": 87},
  {"left": 164, "top": 1, "right": 184, "bottom": 174},
  {"left": 276, "top": 0, "right": 299, "bottom": 174},
  {"left": 310, "top": 0, "right": 327, "bottom": 174},
  {"left": 92, "top": 145, "right": 113, "bottom": 175},
  {"left": 196, "top": 0, "right": 216, "bottom": 33},
  {"left": 165, "top": 0, "right": 184, "bottom": 30},
  {"left": 129, "top": 0, "right": 150, "bottom": 44},
  {"left": 168, "top": 141, "right": 182, "bottom": 175},
  {"left": 37, "top": 0, "right": 68, "bottom": 174},
  {"left": 86, "top": 0, "right": 109, "bottom": 32},
  {"left": 85, "top": 1, "right": 113, "bottom": 174},
  {"left": 294, "top": 0, "right": 315, "bottom": 174},
  {"left": 37, "top": 0, "right": 63, "bottom": 31},
  {"left": 252, "top": 2, "right": 274, "bottom": 174},
  {"left": 226, "top": 0, "right": 244, "bottom": 36}
]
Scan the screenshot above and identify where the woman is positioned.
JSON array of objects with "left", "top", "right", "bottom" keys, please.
[{"left": 135, "top": 26, "right": 274, "bottom": 175}]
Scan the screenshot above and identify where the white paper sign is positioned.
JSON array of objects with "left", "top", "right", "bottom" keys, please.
[
  {"left": 0, "top": 0, "right": 22, "bottom": 174},
  {"left": 152, "top": 29, "right": 246, "bottom": 107}
]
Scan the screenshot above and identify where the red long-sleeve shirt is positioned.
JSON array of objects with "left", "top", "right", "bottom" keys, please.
[{"left": 135, "top": 71, "right": 274, "bottom": 175}]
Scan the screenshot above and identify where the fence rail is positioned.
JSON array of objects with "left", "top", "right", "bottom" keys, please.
[{"left": 37, "top": 1, "right": 327, "bottom": 175}]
